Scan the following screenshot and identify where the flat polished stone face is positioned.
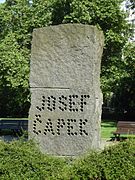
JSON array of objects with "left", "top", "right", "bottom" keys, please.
[{"left": 29, "top": 24, "right": 104, "bottom": 156}]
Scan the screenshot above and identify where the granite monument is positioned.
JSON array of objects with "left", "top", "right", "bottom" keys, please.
[{"left": 29, "top": 24, "right": 104, "bottom": 156}]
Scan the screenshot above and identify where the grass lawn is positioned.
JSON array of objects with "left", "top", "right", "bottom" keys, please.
[{"left": 101, "top": 120, "right": 117, "bottom": 139}]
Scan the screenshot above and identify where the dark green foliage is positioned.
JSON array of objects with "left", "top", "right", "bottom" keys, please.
[
  {"left": 0, "top": 139, "right": 135, "bottom": 179},
  {"left": 114, "top": 76, "right": 135, "bottom": 119},
  {"left": 100, "top": 140, "right": 135, "bottom": 180},
  {"left": 0, "top": 0, "right": 52, "bottom": 117},
  {"left": 51, "top": 0, "right": 72, "bottom": 25},
  {"left": 58, "top": 139, "right": 135, "bottom": 180},
  {"left": 0, "top": 86, "right": 30, "bottom": 117},
  {"left": 0, "top": 33, "right": 30, "bottom": 117},
  {"left": 113, "top": 43, "right": 135, "bottom": 119},
  {"left": 0, "top": 139, "right": 67, "bottom": 179}
]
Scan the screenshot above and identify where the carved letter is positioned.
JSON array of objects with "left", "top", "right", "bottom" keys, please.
[
  {"left": 44, "top": 119, "right": 55, "bottom": 135},
  {"left": 33, "top": 114, "right": 42, "bottom": 135},
  {"left": 58, "top": 95, "right": 67, "bottom": 111},
  {"left": 79, "top": 119, "right": 88, "bottom": 135}
]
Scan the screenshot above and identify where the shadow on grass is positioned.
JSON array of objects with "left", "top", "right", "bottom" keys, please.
[{"left": 101, "top": 120, "right": 117, "bottom": 128}]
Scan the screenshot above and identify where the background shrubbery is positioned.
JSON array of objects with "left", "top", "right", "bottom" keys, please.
[{"left": 0, "top": 139, "right": 135, "bottom": 180}]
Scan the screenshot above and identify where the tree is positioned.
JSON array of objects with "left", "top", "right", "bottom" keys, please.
[
  {"left": 0, "top": 0, "right": 132, "bottom": 117},
  {"left": 0, "top": 33, "right": 30, "bottom": 117},
  {"left": 0, "top": 0, "right": 52, "bottom": 117},
  {"left": 113, "top": 42, "right": 135, "bottom": 120},
  {"left": 0, "top": 0, "right": 52, "bottom": 48}
]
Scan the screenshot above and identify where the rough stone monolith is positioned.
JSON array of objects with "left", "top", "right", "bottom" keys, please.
[{"left": 29, "top": 24, "right": 104, "bottom": 156}]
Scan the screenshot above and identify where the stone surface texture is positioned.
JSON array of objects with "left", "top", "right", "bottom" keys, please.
[{"left": 29, "top": 24, "right": 104, "bottom": 156}]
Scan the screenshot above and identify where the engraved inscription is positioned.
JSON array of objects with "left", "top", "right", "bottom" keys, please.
[
  {"left": 36, "top": 94, "right": 90, "bottom": 112},
  {"left": 33, "top": 94, "right": 90, "bottom": 136},
  {"left": 33, "top": 118, "right": 88, "bottom": 136}
]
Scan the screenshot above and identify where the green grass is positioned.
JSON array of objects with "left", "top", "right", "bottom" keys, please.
[{"left": 101, "top": 120, "right": 117, "bottom": 139}]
